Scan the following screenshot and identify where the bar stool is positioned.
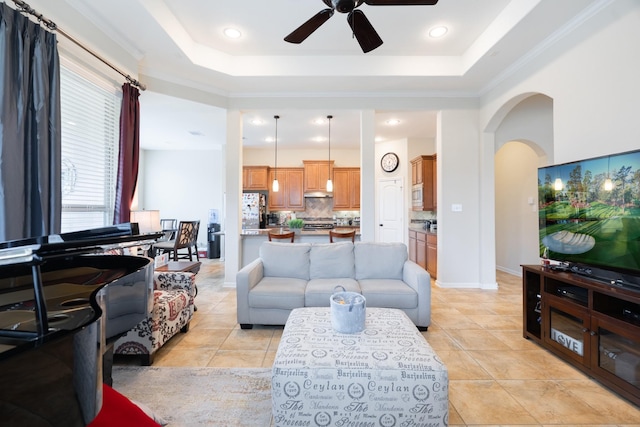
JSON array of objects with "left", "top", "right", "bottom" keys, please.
[
  {"left": 329, "top": 230, "right": 356, "bottom": 243},
  {"left": 268, "top": 231, "right": 295, "bottom": 242}
]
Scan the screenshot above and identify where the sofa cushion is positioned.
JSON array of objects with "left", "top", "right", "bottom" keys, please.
[
  {"left": 309, "top": 242, "right": 355, "bottom": 279},
  {"left": 354, "top": 242, "right": 408, "bottom": 280},
  {"left": 248, "top": 277, "right": 307, "bottom": 310},
  {"left": 305, "top": 278, "right": 361, "bottom": 307},
  {"left": 260, "top": 242, "right": 311, "bottom": 280},
  {"left": 358, "top": 279, "right": 418, "bottom": 309}
]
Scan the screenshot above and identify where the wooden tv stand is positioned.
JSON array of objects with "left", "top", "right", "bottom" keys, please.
[{"left": 522, "top": 265, "right": 640, "bottom": 406}]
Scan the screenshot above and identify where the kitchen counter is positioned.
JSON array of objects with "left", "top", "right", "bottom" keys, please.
[
  {"left": 408, "top": 225, "right": 437, "bottom": 235},
  {"left": 240, "top": 228, "right": 361, "bottom": 267},
  {"left": 242, "top": 227, "right": 360, "bottom": 236}
]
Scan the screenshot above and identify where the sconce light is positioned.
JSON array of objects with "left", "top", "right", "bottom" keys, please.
[
  {"left": 326, "top": 115, "right": 333, "bottom": 192},
  {"left": 272, "top": 115, "right": 280, "bottom": 192}
]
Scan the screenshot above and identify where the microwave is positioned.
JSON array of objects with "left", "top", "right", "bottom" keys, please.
[{"left": 412, "top": 184, "right": 423, "bottom": 209}]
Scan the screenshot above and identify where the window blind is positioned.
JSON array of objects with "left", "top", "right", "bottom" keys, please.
[{"left": 60, "top": 64, "right": 121, "bottom": 232}]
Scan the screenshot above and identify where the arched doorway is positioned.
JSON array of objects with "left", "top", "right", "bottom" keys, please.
[{"left": 489, "top": 94, "right": 554, "bottom": 274}]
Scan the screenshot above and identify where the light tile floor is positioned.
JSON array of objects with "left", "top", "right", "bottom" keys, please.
[{"left": 134, "top": 259, "right": 640, "bottom": 426}]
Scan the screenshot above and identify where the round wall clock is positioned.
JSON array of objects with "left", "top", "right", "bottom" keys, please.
[{"left": 380, "top": 152, "right": 399, "bottom": 172}]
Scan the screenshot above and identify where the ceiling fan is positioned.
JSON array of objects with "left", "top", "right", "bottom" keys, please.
[{"left": 284, "top": 0, "right": 439, "bottom": 53}]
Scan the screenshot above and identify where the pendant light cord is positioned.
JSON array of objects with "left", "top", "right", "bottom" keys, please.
[
  {"left": 327, "top": 114, "right": 333, "bottom": 168},
  {"left": 274, "top": 115, "right": 279, "bottom": 180}
]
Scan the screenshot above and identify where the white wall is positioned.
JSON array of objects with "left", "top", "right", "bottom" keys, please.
[
  {"left": 481, "top": 0, "right": 640, "bottom": 279},
  {"left": 437, "top": 109, "right": 487, "bottom": 288},
  {"left": 141, "top": 149, "right": 225, "bottom": 247},
  {"left": 493, "top": 95, "right": 553, "bottom": 274},
  {"left": 495, "top": 142, "right": 540, "bottom": 275},
  {"left": 482, "top": 0, "right": 640, "bottom": 162}
]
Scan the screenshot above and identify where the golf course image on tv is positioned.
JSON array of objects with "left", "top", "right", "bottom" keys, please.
[{"left": 538, "top": 149, "right": 640, "bottom": 274}]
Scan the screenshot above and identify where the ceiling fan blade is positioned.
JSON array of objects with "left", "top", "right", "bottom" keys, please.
[
  {"left": 364, "top": 0, "right": 438, "bottom": 5},
  {"left": 285, "top": 9, "right": 334, "bottom": 44},
  {"left": 347, "top": 10, "right": 383, "bottom": 53}
]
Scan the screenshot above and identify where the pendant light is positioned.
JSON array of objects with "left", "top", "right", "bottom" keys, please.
[
  {"left": 326, "top": 115, "right": 333, "bottom": 192},
  {"left": 272, "top": 115, "right": 280, "bottom": 192}
]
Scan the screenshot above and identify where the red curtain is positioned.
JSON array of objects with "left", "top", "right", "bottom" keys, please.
[{"left": 113, "top": 83, "right": 140, "bottom": 224}]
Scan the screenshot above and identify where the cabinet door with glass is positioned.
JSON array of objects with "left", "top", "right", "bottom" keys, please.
[{"left": 543, "top": 296, "right": 591, "bottom": 367}]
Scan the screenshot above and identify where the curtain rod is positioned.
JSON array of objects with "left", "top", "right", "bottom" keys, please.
[{"left": 11, "top": 0, "right": 146, "bottom": 91}]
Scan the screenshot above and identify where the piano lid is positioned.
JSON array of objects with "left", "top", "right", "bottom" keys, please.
[{"left": 0, "top": 223, "right": 162, "bottom": 267}]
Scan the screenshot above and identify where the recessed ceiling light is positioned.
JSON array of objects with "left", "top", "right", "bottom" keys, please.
[
  {"left": 265, "top": 137, "right": 275, "bottom": 143},
  {"left": 313, "top": 136, "right": 326, "bottom": 143},
  {"left": 250, "top": 118, "right": 264, "bottom": 125},
  {"left": 224, "top": 27, "right": 242, "bottom": 39},
  {"left": 428, "top": 26, "right": 448, "bottom": 38},
  {"left": 313, "top": 118, "right": 326, "bottom": 125},
  {"left": 385, "top": 119, "right": 401, "bottom": 126}
]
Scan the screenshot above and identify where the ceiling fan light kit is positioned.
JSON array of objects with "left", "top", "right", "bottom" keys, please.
[{"left": 285, "top": 0, "right": 439, "bottom": 53}]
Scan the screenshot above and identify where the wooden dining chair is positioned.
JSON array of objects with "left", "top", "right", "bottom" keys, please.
[
  {"left": 329, "top": 229, "right": 356, "bottom": 243},
  {"left": 154, "top": 220, "right": 200, "bottom": 260},
  {"left": 268, "top": 231, "right": 295, "bottom": 242}
]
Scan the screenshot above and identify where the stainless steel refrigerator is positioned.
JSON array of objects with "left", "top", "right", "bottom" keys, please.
[{"left": 242, "top": 193, "right": 266, "bottom": 229}]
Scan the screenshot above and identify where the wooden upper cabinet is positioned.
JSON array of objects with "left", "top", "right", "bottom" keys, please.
[
  {"left": 286, "top": 168, "right": 304, "bottom": 210},
  {"left": 333, "top": 167, "right": 360, "bottom": 210},
  {"left": 243, "top": 166, "right": 269, "bottom": 190},
  {"left": 410, "top": 155, "right": 437, "bottom": 211},
  {"left": 268, "top": 168, "right": 304, "bottom": 211},
  {"left": 303, "top": 161, "right": 334, "bottom": 193},
  {"left": 411, "top": 159, "right": 422, "bottom": 185}
]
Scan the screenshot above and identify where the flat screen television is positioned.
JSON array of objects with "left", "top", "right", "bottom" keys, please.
[{"left": 538, "top": 149, "right": 640, "bottom": 284}]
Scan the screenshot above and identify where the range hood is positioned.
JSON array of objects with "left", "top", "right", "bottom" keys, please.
[{"left": 304, "top": 191, "right": 333, "bottom": 198}]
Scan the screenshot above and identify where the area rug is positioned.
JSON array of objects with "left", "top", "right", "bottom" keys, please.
[{"left": 112, "top": 366, "right": 273, "bottom": 427}]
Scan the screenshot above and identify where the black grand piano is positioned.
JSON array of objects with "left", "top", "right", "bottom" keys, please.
[{"left": 0, "top": 224, "right": 161, "bottom": 426}]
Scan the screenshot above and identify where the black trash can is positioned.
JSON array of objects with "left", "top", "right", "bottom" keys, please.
[{"left": 207, "top": 223, "right": 221, "bottom": 259}]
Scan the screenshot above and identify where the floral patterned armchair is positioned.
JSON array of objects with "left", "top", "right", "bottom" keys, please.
[{"left": 113, "top": 271, "right": 196, "bottom": 365}]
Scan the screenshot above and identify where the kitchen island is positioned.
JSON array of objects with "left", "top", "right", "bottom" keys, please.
[{"left": 240, "top": 228, "right": 360, "bottom": 267}]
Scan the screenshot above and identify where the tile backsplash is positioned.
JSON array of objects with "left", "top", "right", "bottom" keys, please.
[{"left": 271, "top": 197, "right": 360, "bottom": 222}]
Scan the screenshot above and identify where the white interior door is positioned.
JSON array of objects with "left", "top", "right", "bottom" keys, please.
[{"left": 377, "top": 178, "right": 405, "bottom": 243}]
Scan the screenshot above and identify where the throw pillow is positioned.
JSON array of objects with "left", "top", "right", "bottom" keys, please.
[
  {"left": 88, "top": 384, "right": 162, "bottom": 427},
  {"left": 260, "top": 242, "right": 311, "bottom": 280},
  {"left": 354, "top": 242, "right": 408, "bottom": 280},
  {"left": 309, "top": 242, "right": 355, "bottom": 279}
]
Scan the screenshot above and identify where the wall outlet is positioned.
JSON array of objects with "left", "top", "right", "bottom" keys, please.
[{"left": 451, "top": 204, "right": 463, "bottom": 212}]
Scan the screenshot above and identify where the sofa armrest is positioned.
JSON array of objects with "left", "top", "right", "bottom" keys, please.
[
  {"left": 236, "top": 258, "right": 265, "bottom": 324},
  {"left": 154, "top": 271, "right": 196, "bottom": 298},
  {"left": 402, "top": 260, "right": 431, "bottom": 327}
]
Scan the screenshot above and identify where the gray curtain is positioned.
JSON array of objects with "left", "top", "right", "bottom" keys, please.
[{"left": 0, "top": 3, "right": 61, "bottom": 241}]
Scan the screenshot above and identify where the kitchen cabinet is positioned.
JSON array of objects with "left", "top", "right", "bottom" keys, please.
[
  {"left": 522, "top": 265, "right": 640, "bottom": 406},
  {"left": 243, "top": 166, "right": 269, "bottom": 191},
  {"left": 303, "top": 161, "right": 333, "bottom": 193},
  {"left": 408, "top": 228, "right": 437, "bottom": 279},
  {"left": 426, "top": 233, "right": 437, "bottom": 279},
  {"left": 268, "top": 168, "right": 304, "bottom": 211},
  {"left": 333, "top": 167, "right": 360, "bottom": 210},
  {"left": 411, "top": 155, "right": 437, "bottom": 211},
  {"left": 416, "top": 231, "right": 427, "bottom": 269},
  {"left": 408, "top": 230, "right": 417, "bottom": 263}
]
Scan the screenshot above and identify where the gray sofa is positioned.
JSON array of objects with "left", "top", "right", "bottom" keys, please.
[{"left": 236, "top": 241, "right": 431, "bottom": 330}]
